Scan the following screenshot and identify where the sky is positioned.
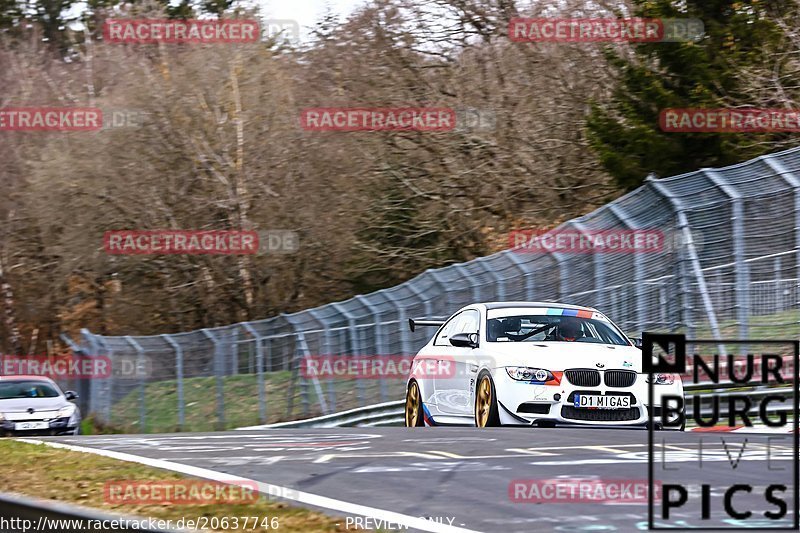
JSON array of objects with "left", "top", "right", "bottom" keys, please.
[
  {"left": 63, "top": 0, "right": 365, "bottom": 42},
  {"left": 258, "top": 0, "right": 364, "bottom": 38}
]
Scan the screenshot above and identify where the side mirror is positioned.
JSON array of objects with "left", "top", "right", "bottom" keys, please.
[
  {"left": 64, "top": 391, "right": 78, "bottom": 401},
  {"left": 450, "top": 332, "right": 479, "bottom": 348},
  {"left": 631, "top": 337, "right": 643, "bottom": 349}
]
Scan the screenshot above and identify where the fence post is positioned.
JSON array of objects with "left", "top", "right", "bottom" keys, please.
[
  {"left": 571, "top": 221, "right": 603, "bottom": 309},
  {"left": 504, "top": 251, "right": 535, "bottom": 300},
  {"left": 61, "top": 333, "right": 89, "bottom": 413},
  {"left": 241, "top": 323, "right": 266, "bottom": 424},
  {"left": 295, "top": 331, "right": 327, "bottom": 415},
  {"left": 230, "top": 328, "right": 238, "bottom": 375},
  {"left": 677, "top": 248, "right": 695, "bottom": 339},
  {"left": 704, "top": 169, "right": 749, "bottom": 340},
  {"left": 546, "top": 249, "right": 568, "bottom": 301},
  {"left": 308, "top": 308, "right": 336, "bottom": 412},
  {"left": 450, "top": 265, "right": 480, "bottom": 304},
  {"left": 393, "top": 293, "right": 411, "bottom": 361},
  {"left": 763, "top": 155, "right": 800, "bottom": 313},
  {"left": 608, "top": 204, "right": 647, "bottom": 330},
  {"left": 285, "top": 330, "right": 300, "bottom": 419},
  {"left": 200, "top": 329, "right": 225, "bottom": 430},
  {"left": 426, "top": 270, "right": 453, "bottom": 312},
  {"left": 390, "top": 292, "right": 413, "bottom": 399},
  {"left": 124, "top": 336, "right": 146, "bottom": 432},
  {"left": 407, "top": 282, "right": 434, "bottom": 317},
  {"left": 330, "top": 302, "right": 363, "bottom": 406},
  {"left": 96, "top": 336, "right": 114, "bottom": 424},
  {"left": 356, "top": 295, "right": 387, "bottom": 402},
  {"left": 66, "top": 331, "right": 93, "bottom": 418},
  {"left": 474, "top": 258, "right": 506, "bottom": 301},
  {"left": 162, "top": 335, "right": 184, "bottom": 431},
  {"left": 648, "top": 177, "right": 725, "bottom": 353}
]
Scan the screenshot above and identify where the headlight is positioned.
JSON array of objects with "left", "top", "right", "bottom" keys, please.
[
  {"left": 506, "top": 367, "right": 555, "bottom": 382},
  {"left": 56, "top": 404, "right": 76, "bottom": 418},
  {"left": 648, "top": 373, "right": 676, "bottom": 385}
]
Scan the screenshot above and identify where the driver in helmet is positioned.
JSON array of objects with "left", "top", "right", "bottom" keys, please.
[{"left": 556, "top": 316, "right": 583, "bottom": 341}]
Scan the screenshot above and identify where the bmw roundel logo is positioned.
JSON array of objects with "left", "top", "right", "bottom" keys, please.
[
  {"left": 595, "top": 363, "right": 605, "bottom": 369},
  {"left": 534, "top": 369, "right": 548, "bottom": 382}
]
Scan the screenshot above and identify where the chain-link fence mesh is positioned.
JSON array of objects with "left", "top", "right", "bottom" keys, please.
[{"left": 73, "top": 147, "right": 800, "bottom": 432}]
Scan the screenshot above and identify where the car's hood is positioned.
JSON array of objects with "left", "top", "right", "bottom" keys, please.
[
  {"left": 484, "top": 342, "right": 643, "bottom": 372},
  {"left": 0, "top": 397, "right": 67, "bottom": 413}
]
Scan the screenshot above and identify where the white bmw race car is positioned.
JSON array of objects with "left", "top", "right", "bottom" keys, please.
[{"left": 404, "top": 302, "right": 684, "bottom": 429}]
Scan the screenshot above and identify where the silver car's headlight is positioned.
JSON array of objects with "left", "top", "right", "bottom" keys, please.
[
  {"left": 56, "top": 404, "right": 76, "bottom": 418},
  {"left": 506, "top": 366, "right": 555, "bottom": 383}
]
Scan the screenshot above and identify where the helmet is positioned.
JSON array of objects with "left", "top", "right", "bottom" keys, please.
[
  {"left": 559, "top": 317, "right": 582, "bottom": 341},
  {"left": 503, "top": 317, "right": 522, "bottom": 333}
]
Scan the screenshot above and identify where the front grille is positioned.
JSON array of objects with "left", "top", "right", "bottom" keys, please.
[
  {"left": 561, "top": 406, "right": 641, "bottom": 422},
  {"left": 605, "top": 370, "right": 637, "bottom": 387},
  {"left": 565, "top": 369, "right": 600, "bottom": 387},
  {"left": 517, "top": 402, "right": 550, "bottom": 415}
]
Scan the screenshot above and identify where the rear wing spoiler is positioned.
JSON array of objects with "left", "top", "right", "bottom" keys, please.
[{"left": 408, "top": 318, "right": 445, "bottom": 332}]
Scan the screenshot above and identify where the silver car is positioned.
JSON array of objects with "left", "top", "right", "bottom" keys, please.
[{"left": 0, "top": 376, "right": 81, "bottom": 436}]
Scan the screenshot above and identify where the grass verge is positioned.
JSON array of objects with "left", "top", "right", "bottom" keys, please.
[
  {"left": 0, "top": 439, "right": 346, "bottom": 532},
  {"left": 109, "top": 372, "right": 406, "bottom": 433}
]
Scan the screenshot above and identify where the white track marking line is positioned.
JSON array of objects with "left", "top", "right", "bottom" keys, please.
[
  {"left": 19, "top": 439, "right": 479, "bottom": 533},
  {"left": 578, "top": 445, "right": 632, "bottom": 454},
  {"left": 505, "top": 448, "right": 558, "bottom": 456}
]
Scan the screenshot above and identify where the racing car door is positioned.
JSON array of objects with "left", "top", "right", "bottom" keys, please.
[{"left": 434, "top": 309, "right": 480, "bottom": 417}]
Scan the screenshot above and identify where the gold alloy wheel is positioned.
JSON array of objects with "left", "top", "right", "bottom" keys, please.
[
  {"left": 405, "top": 381, "right": 421, "bottom": 427},
  {"left": 476, "top": 375, "right": 493, "bottom": 427}
]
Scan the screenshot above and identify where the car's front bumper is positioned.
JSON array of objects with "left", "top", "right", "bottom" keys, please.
[
  {"left": 494, "top": 369, "right": 683, "bottom": 428},
  {"left": 0, "top": 416, "right": 78, "bottom": 436}
]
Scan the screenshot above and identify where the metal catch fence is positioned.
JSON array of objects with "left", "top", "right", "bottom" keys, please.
[{"left": 73, "top": 147, "right": 800, "bottom": 432}]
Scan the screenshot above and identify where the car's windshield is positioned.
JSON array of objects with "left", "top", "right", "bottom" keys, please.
[
  {"left": 0, "top": 380, "right": 60, "bottom": 399},
  {"left": 486, "top": 313, "right": 629, "bottom": 346}
]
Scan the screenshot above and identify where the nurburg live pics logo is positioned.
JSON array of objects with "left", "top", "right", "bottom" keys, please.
[{"left": 644, "top": 333, "right": 800, "bottom": 530}]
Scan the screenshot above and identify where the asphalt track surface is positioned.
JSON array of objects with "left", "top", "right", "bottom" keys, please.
[{"left": 39, "top": 427, "right": 798, "bottom": 533}]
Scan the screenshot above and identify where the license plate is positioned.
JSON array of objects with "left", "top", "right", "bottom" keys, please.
[
  {"left": 14, "top": 421, "right": 49, "bottom": 431},
  {"left": 574, "top": 394, "right": 630, "bottom": 409}
]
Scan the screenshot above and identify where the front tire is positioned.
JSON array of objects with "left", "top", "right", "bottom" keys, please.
[
  {"left": 475, "top": 372, "right": 500, "bottom": 427},
  {"left": 405, "top": 380, "right": 424, "bottom": 427}
]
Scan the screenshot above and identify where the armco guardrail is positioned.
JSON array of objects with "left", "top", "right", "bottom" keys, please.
[
  {"left": 0, "top": 491, "right": 182, "bottom": 532},
  {"left": 238, "top": 400, "right": 405, "bottom": 429},
  {"left": 246, "top": 380, "right": 794, "bottom": 429}
]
